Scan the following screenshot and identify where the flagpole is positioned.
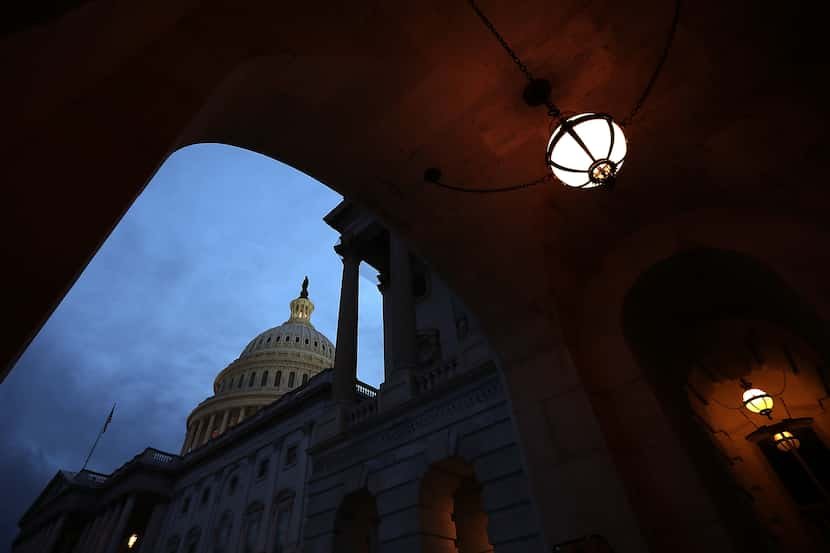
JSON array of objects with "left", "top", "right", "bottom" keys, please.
[{"left": 79, "top": 403, "right": 115, "bottom": 474}]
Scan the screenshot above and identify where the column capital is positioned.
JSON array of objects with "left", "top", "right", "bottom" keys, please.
[
  {"left": 334, "top": 238, "right": 361, "bottom": 260},
  {"left": 376, "top": 272, "right": 388, "bottom": 293}
]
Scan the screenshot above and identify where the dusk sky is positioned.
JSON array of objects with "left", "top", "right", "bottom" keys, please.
[{"left": 0, "top": 144, "right": 385, "bottom": 549}]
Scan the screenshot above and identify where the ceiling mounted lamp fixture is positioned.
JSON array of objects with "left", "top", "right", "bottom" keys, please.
[
  {"left": 127, "top": 533, "right": 140, "bottom": 549},
  {"left": 424, "top": 0, "right": 680, "bottom": 193}
]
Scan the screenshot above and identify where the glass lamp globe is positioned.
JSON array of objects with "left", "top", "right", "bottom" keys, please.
[
  {"left": 127, "top": 533, "right": 140, "bottom": 549},
  {"left": 547, "top": 113, "right": 627, "bottom": 189},
  {"left": 773, "top": 431, "right": 800, "bottom": 452},
  {"left": 742, "top": 388, "right": 774, "bottom": 418}
]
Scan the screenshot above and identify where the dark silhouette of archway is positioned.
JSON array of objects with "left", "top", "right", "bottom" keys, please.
[
  {"left": 420, "top": 456, "right": 494, "bottom": 553},
  {"left": 333, "top": 489, "right": 378, "bottom": 553},
  {"left": 622, "top": 248, "right": 830, "bottom": 552}
]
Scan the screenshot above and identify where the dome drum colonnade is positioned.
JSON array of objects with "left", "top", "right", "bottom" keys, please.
[{"left": 181, "top": 279, "right": 334, "bottom": 454}]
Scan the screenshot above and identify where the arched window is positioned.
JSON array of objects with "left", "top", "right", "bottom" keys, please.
[
  {"left": 275, "top": 371, "right": 282, "bottom": 387},
  {"left": 273, "top": 490, "right": 295, "bottom": 553},
  {"left": 261, "top": 371, "right": 268, "bottom": 386},
  {"left": 249, "top": 372, "right": 256, "bottom": 387},
  {"left": 242, "top": 502, "right": 264, "bottom": 553},
  {"left": 301, "top": 373, "right": 308, "bottom": 386},
  {"left": 288, "top": 372, "right": 295, "bottom": 388},
  {"left": 166, "top": 536, "right": 180, "bottom": 553},
  {"left": 213, "top": 510, "right": 233, "bottom": 553},
  {"left": 183, "top": 527, "right": 201, "bottom": 553},
  {"left": 295, "top": 336, "right": 300, "bottom": 343},
  {"left": 227, "top": 474, "right": 239, "bottom": 496},
  {"left": 237, "top": 375, "right": 243, "bottom": 389}
]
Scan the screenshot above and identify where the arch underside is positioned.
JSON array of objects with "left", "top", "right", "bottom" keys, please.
[{"left": 3, "top": 1, "right": 830, "bottom": 552}]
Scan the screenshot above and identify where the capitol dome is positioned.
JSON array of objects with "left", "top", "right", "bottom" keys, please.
[{"left": 180, "top": 277, "right": 335, "bottom": 454}]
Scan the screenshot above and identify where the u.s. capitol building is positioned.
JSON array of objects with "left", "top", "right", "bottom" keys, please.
[{"left": 13, "top": 200, "right": 542, "bottom": 553}]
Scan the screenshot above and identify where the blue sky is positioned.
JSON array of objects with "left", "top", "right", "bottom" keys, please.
[{"left": 0, "top": 144, "right": 384, "bottom": 548}]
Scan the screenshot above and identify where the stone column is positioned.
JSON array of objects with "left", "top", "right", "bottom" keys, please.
[
  {"left": 201, "top": 413, "right": 216, "bottom": 446},
  {"left": 92, "top": 502, "right": 121, "bottom": 553},
  {"left": 190, "top": 418, "right": 205, "bottom": 452},
  {"left": 333, "top": 247, "right": 360, "bottom": 402},
  {"left": 76, "top": 512, "right": 104, "bottom": 553},
  {"left": 104, "top": 495, "right": 136, "bottom": 553},
  {"left": 72, "top": 519, "right": 93, "bottom": 553},
  {"left": 136, "top": 502, "right": 168, "bottom": 553},
  {"left": 377, "top": 274, "right": 395, "bottom": 383},
  {"left": 379, "top": 233, "right": 418, "bottom": 409},
  {"left": 218, "top": 409, "right": 230, "bottom": 434},
  {"left": 43, "top": 515, "right": 65, "bottom": 553},
  {"left": 181, "top": 424, "right": 193, "bottom": 455},
  {"left": 388, "top": 233, "right": 418, "bottom": 371},
  {"left": 238, "top": 406, "right": 246, "bottom": 423}
]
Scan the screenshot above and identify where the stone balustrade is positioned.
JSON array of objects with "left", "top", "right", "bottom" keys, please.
[{"left": 414, "top": 357, "right": 460, "bottom": 394}]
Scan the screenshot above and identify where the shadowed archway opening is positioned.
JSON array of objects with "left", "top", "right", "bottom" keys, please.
[
  {"left": 333, "top": 488, "right": 378, "bottom": 553},
  {"left": 420, "top": 456, "right": 494, "bottom": 553},
  {"left": 622, "top": 248, "right": 830, "bottom": 551}
]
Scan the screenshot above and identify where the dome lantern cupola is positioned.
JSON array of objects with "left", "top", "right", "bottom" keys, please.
[{"left": 288, "top": 276, "right": 314, "bottom": 324}]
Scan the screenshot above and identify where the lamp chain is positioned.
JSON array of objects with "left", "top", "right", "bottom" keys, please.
[
  {"left": 424, "top": 170, "right": 554, "bottom": 194},
  {"left": 620, "top": 0, "right": 682, "bottom": 126},
  {"left": 467, "top": 0, "right": 562, "bottom": 118}
]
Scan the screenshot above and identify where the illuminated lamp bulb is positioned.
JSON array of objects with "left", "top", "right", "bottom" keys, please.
[
  {"left": 127, "top": 533, "right": 139, "bottom": 549},
  {"left": 547, "top": 113, "right": 627, "bottom": 189},
  {"left": 742, "top": 388, "right": 774, "bottom": 419},
  {"left": 773, "top": 431, "right": 800, "bottom": 452}
]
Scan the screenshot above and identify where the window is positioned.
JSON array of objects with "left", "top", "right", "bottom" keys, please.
[
  {"left": 305, "top": 338, "right": 309, "bottom": 344},
  {"left": 261, "top": 371, "right": 268, "bottom": 386},
  {"left": 314, "top": 341, "right": 318, "bottom": 347},
  {"left": 284, "top": 445, "right": 298, "bottom": 467},
  {"left": 181, "top": 496, "right": 191, "bottom": 514},
  {"left": 295, "top": 336, "right": 300, "bottom": 343},
  {"left": 276, "top": 335, "right": 280, "bottom": 342},
  {"left": 228, "top": 475, "right": 238, "bottom": 496},
  {"left": 249, "top": 372, "right": 256, "bottom": 387},
  {"left": 184, "top": 527, "right": 201, "bottom": 553},
  {"left": 301, "top": 373, "right": 308, "bottom": 386},
  {"left": 237, "top": 375, "right": 243, "bottom": 389},
  {"left": 243, "top": 503, "right": 264, "bottom": 553},
  {"left": 288, "top": 372, "right": 295, "bottom": 388},
  {"left": 257, "top": 458, "right": 270, "bottom": 479},
  {"left": 275, "top": 371, "right": 282, "bottom": 387},
  {"left": 166, "top": 536, "right": 180, "bottom": 553},
  {"left": 266, "top": 336, "right": 271, "bottom": 343},
  {"left": 214, "top": 511, "right": 233, "bottom": 553},
  {"left": 201, "top": 487, "right": 211, "bottom": 505}
]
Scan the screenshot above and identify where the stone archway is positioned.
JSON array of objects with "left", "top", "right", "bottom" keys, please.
[
  {"left": 420, "top": 456, "right": 494, "bottom": 553},
  {"left": 333, "top": 488, "right": 378, "bottom": 553},
  {"left": 620, "top": 248, "right": 830, "bottom": 552}
]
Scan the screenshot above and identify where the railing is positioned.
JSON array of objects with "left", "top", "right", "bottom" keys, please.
[
  {"left": 414, "top": 358, "right": 459, "bottom": 393},
  {"left": 345, "top": 397, "right": 378, "bottom": 426},
  {"left": 355, "top": 381, "right": 378, "bottom": 399},
  {"left": 144, "top": 448, "right": 176, "bottom": 464},
  {"left": 76, "top": 471, "right": 108, "bottom": 484}
]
